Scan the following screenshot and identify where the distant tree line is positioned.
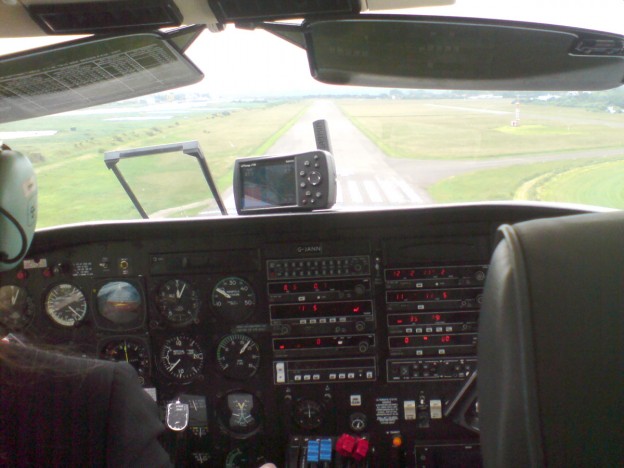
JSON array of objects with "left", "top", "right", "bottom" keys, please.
[{"left": 523, "top": 88, "right": 624, "bottom": 112}]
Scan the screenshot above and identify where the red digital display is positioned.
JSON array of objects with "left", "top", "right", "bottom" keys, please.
[
  {"left": 268, "top": 278, "right": 370, "bottom": 295},
  {"left": 269, "top": 281, "right": 329, "bottom": 294},
  {"left": 389, "top": 334, "right": 476, "bottom": 349},
  {"left": 385, "top": 267, "right": 455, "bottom": 281},
  {"left": 388, "top": 311, "right": 479, "bottom": 326},
  {"left": 270, "top": 300, "right": 372, "bottom": 320},
  {"left": 387, "top": 290, "right": 455, "bottom": 302},
  {"left": 274, "top": 335, "right": 374, "bottom": 351},
  {"left": 386, "top": 288, "right": 482, "bottom": 303}
]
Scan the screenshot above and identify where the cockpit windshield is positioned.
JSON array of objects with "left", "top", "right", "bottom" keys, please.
[{"left": 1, "top": 2, "right": 623, "bottom": 228}]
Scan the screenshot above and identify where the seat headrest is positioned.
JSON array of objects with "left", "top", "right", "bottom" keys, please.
[{"left": 478, "top": 212, "right": 624, "bottom": 467}]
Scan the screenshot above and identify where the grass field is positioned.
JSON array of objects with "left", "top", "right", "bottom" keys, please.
[
  {"left": 6, "top": 96, "right": 624, "bottom": 225},
  {"left": 338, "top": 99, "right": 624, "bottom": 160},
  {"left": 338, "top": 98, "right": 624, "bottom": 208},
  {"left": 1, "top": 100, "right": 309, "bottom": 227},
  {"left": 429, "top": 156, "right": 624, "bottom": 209}
]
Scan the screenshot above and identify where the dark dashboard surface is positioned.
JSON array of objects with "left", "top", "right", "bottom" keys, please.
[{"left": 0, "top": 203, "right": 594, "bottom": 467}]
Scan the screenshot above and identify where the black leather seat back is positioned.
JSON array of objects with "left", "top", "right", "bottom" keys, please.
[{"left": 479, "top": 212, "right": 624, "bottom": 467}]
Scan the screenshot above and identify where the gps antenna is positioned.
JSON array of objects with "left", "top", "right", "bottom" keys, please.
[{"left": 313, "top": 119, "right": 333, "bottom": 154}]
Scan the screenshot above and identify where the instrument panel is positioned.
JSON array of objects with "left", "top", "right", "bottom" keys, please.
[{"left": 0, "top": 204, "right": 590, "bottom": 467}]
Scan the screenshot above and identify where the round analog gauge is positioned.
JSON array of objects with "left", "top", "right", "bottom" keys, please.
[
  {"left": 45, "top": 283, "right": 88, "bottom": 327},
  {"left": 101, "top": 339, "right": 151, "bottom": 384},
  {"left": 96, "top": 281, "right": 142, "bottom": 325},
  {"left": 225, "top": 448, "right": 251, "bottom": 468},
  {"left": 159, "top": 335, "right": 204, "bottom": 382},
  {"left": 217, "top": 392, "right": 262, "bottom": 437},
  {"left": 211, "top": 277, "right": 256, "bottom": 322},
  {"left": 293, "top": 399, "right": 324, "bottom": 430},
  {"left": 156, "top": 279, "right": 200, "bottom": 324},
  {"left": 216, "top": 334, "right": 260, "bottom": 380},
  {"left": 0, "top": 285, "right": 34, "bottom": 330}
]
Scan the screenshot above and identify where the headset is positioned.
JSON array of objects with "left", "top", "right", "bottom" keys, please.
[{"left": 0, "top": 144, "right": 37, "bottom": 273}]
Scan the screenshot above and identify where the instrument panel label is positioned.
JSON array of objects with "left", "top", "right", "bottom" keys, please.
[{"left": 375, "top": 397, "right": 399, "bottom": 425}]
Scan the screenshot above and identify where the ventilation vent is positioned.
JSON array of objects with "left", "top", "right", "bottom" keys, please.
[
  {"left": 208, "top": 0, "right": 360, "bottom": 23},
  {"left": 28, "top": 0, "right": 183, "bottom": 34}
]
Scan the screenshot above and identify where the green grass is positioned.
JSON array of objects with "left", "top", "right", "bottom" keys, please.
[
  {"left": 338, "top": 99, "right": 624, "bottom": 160},
  {"left": 429, "top": 156, "right": 624, "bottom": 209},
  {"left": 1, "top": 100, "right": 310, "bottom": 227},
  {"left": 532, "top": 160, "right": 624, "bottom": 207}
]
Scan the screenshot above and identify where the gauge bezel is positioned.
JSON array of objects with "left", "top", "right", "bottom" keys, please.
[
  {"left": 155, "top": 278, "right": 201, "bottom": 325},
  {"left": 215, "top": 334, "right": 261, "bottom": 380},
  {"left": 98, "top": 336, "right": 152, "bottom": 384},
  {"left": 44, "top": 282, "right": 88, "bottom": 327},
  {"left": 211, "top": 276, "right": 257, "bottom": 323},
  {"left": 93, "top": 279, "right": 146, "bottom": 331},
  {"left": 292, "top": 398, "right": 325, "bottom": 430},
  {"left": 216, "top": 390, "right": 263, "bottom": 439},
  {"left": 0, "top": 284, "right": 35, "bottom": 331},
  {"left": 157, "top": 334, "right": 205, "bottom": 383}
]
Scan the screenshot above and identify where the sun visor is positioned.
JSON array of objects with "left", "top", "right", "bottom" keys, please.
[
  {"left": 25, "top": 0, "right": 183, "bottom": 35},
  {"left": 0, "top": 28, "right": 204, "bottom": 124}
]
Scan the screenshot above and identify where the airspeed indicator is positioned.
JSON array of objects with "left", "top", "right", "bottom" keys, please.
[
  {"left": 45, "top": 283, "right": 87, "bottom": 327},
  {"left": 212, "top": 277, "right": 256, "bottom": 322}
]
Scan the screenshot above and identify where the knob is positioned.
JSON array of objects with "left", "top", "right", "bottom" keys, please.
[
  {"left": 474, "top": 270, "right": 486, "bottom": 282},
  {"left": 354, "top": 284, "right": 366, "bottom": 296},
  {"left": 349, "top": 412, "right": 367, "bottom": 432},
  {"left": 308, "top": 171, "right": 322, "bottom": 186},
  {"left": 355, "top": 321, "right": 365, "bottom": 332},
  {"left": 358, "top": 341, "right": 369, "bottom": 353}
]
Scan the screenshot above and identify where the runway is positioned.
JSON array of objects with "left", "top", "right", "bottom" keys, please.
[{"left": 222, "top": 100, "right": 431, "bottom": 213}]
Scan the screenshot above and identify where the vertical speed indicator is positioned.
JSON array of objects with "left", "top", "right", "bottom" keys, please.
[{"left": 159, "top": 335, "right": 204, "bottom": 382}]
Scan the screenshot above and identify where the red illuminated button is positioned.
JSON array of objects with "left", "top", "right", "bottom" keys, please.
[
  {"left": 353, "top": 438, "right": 369, "bottom": 461},
  {"left": 336, "top": 434, "right": 357, "bottom": 457}
]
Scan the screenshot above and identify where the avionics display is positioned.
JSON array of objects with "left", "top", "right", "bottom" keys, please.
[
  {"left": 385, "top": 266, "right": 487, "bottom": 281},
  {"left": 233, "top": 150, "right": 336, "bottom": 214},
  {"left": 389, "top": 334, "right": 476, "bottom": 348},
  {"left": 270, "top": 300, "right": 372, "bottom": 320},
  {"left": 268, "top": 278, "right": 370, "bottom": 295},
  {"left": 385, "top": 265, "right": 488, "bottom": 289},
  {"left": 386, "top": 289, "right": 482, "bottom": 303},
  {"left": 385, "top": 264, "right": 487, "bottom": 357},
  {"left": 387, "top": 311, "right": 479, "bottom": 327},
  {"left": 274, "top": 334, "right": 375, "bottom": 351},
  {"left": 240, "top": 157, "right": 296, "bottom": 209}
]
